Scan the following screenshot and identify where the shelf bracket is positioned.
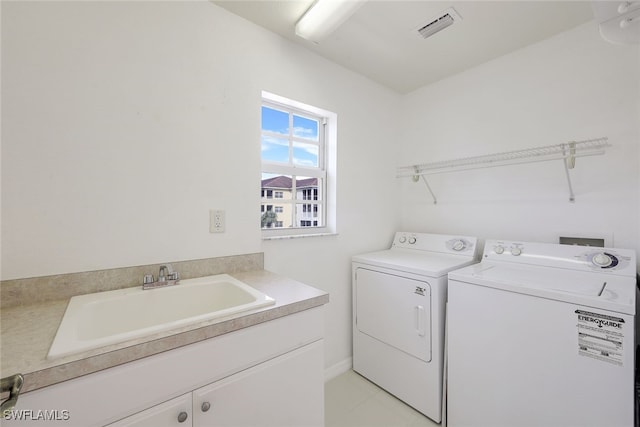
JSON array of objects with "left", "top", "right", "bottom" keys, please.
[
  {"left": 562, "top": 142, "right": 576, "bottom": 203},
  {"left": 413, "top": 170, "right": 437, "bottom": 204}
]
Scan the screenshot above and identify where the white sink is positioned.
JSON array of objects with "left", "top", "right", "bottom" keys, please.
[{"left": 48, "top": 274, "right": 275, "bottom": 359}]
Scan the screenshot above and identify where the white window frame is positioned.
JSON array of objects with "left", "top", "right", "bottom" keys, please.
[{"left": 261, "top": 91, "right": 337, "bottom": 239}]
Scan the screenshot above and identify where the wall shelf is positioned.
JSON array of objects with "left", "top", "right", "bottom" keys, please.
[{"left": 397, "top": 137, "right": 610, "bottom": 204}]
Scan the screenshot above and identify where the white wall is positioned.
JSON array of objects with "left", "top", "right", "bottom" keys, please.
[
  {"left": 399, "top": 22, "right": 640, "bottom": 265},
  {"left": 1, "top": 1, "right": 400, "bottom": 369}
]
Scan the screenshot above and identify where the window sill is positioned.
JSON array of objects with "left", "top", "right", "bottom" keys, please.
[{"left": 262, "top": 232, "right": 339, "bottom": 241}]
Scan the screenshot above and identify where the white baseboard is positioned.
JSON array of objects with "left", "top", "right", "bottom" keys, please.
[{"left": 324, "top": 357, "right": 352, "bottom": 382}]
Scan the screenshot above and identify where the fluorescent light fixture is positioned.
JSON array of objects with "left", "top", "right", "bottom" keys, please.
[{"left": 295, "top": 0, "right": 367, "bottom": 43}]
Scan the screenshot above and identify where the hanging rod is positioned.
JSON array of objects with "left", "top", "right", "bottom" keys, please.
[{"left": 397, "top": 137, "right": 610, "bottom": 204}]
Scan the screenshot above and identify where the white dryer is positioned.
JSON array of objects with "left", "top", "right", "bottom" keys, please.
[
  {"left": 352, "top": 232, "right": 478, "bottom": 423},
  {"left": 447, "top": 239, "right": 637, "bottom": 427}
]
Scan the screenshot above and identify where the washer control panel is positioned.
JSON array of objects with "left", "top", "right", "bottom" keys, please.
[
  {"left": 581, "top": 250, "right": 629, "bottom": 270},
  {"left": 392, "top": 232, "right": 477, "bottom": 255},
  {"left": 484, "top": 239, "right": 635, "bottom": 274}
]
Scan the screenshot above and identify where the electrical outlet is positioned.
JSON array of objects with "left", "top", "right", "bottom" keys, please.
[{"left": 210, "top": 210, "right": 225, "bottom": 233}]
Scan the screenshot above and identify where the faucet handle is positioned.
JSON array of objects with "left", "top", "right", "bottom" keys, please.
[
  {"left": 168, "top": 272, "right": 180, "bottom": 281},
  {"left": 143, "top": 274, "right": 155, "bottom": 285}
]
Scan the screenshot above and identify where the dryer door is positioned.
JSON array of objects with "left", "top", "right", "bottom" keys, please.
[{"left": 355, "top": 268, "right": 431, "bottom": 362}]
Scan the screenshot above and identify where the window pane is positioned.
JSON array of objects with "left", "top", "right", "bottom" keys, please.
[
  {"left": 293, "top": 142, "right": 319, "bottom": 167},
  {"left": 261, "top": 174, "right": 293, "bottom": 229},
  {"left": 293, "top": 115, "right": 318, "bottom": 141},
  {"left": 262, "top": 172, "right": 281, "bottom": 180},
  {"left": 295, "top": 203, "right": 323, "bottom": 227},
  {"left": 260, "top": 203, "right": 278, "bottom": 228},
  {"left": 296, "top": 176, "right": 322, "bottom": 201},
  {"left": 262, "top": 174, "right": 292, "bottom": 194},
  {"left": 261, "top": 136, "right": 289, "bottom": 163},
  {"left": 261, "top": 106, "right": 289, "bottom": 135}
]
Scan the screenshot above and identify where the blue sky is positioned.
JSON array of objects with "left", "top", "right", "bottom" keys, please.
[{"left": 261, "top": 106, "right": 319, "bottom": 167}]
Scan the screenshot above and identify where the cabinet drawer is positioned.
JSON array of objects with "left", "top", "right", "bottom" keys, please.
[{"left": 106, "top": 394, "right": 191, "bottom": 427}]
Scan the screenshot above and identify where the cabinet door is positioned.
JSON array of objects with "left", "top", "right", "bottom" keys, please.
[
  {"left": 105, "top": 393, "right": 192, "bottom": 427},
  {"left": 193, "top": 340, "right": 324, "bottom": 427}
]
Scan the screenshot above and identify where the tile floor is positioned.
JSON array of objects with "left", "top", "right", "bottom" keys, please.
[{"left": 325, "top": 370, "right": 440, "bottom": 427}]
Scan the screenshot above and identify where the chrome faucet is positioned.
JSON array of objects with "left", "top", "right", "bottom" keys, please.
[
  {"left": 158, "top": 264, "right": 173, "bottom": 282},
  {"left": 143, "top": 264, "right": 180, "bottom": 290}
]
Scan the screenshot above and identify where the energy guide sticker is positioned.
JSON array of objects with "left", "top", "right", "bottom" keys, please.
[{"left": 575, "top": 309, "right": 624, "bottom": 366}]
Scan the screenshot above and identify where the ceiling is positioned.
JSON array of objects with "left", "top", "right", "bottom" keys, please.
[{"left": 212, "top": 1, "right": 595, "bottom": 94}]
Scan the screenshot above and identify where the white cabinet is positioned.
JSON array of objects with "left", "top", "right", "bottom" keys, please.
[
  {"left": 107, "top": 341, "right": 323, "bottom": 427},
  {"left": 193, "top": 342, "right": 323, "bottom": 427},
  {"left": 3, "top": 307, "right": 324, "bottom": 427}
]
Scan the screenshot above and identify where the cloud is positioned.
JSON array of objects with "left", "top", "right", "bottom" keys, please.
[
  {"left": 261, "top": 135, "right": 288, "bottom": 151},
  {"left": 261, "top": 134, "right": 319, "bottom": 168},
  {"left": 293, "top": 142, "right": 318, "bottom": 158},
  {"left": 293, "top": 126, "right": 317, "bottom": 139},
  {"left": 294, "top": 158, "right": 317, "bottom": 167}
]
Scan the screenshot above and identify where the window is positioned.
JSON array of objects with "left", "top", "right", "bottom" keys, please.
[
  {"left": 260, "top": 92, "right": 336, "bottom": 238},
  {"left": 301, "top": 188, "right": 318, "bottom": 201}
]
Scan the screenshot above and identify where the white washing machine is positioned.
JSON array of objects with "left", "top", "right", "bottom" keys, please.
[
  {"left": 447, "top": 239, "right": 637, "bottom": 427},
  {"left": 352, "top": 232, "right": 478, "bottom": 423}
]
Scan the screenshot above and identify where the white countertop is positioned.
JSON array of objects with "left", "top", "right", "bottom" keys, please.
[{"left": 0, "top": 270, "right": 329, "bottom": 393}]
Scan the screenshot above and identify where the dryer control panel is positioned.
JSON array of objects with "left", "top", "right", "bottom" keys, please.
[{"left": 392, "top": 232, "right": 477, "bottom": 256}]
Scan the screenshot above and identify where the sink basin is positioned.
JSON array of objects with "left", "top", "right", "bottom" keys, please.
[{"left": 48, "top": 274, "right": 275, "bottom": 359}]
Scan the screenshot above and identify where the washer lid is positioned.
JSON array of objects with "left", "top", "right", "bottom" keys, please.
[
  {"left": 353, "top": 249, "right": 477, "bottom": 277},
  {"left": 449, "top": 263, "right": 636, "bottom": 315}
]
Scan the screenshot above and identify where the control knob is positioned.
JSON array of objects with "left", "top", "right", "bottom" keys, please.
[
  {"left": 398, "top": 236, "right": 407, "bottom": 244},
  {"left": 511, "top": 247, "right": 522, "bottom": 256},
  {"left": 452, "top": 240, "right": 466, "bottom": 251},
  {"left": 408, "top": 236, "right": 417, "bottom": 244},
  {"left": 592, "top": 253, "right": 613, "bottom": 268},
  {"left": 494, "top": 245, "right": 505, "bottom": 254}
]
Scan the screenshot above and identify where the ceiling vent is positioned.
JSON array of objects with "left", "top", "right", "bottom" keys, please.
[{"left": 414, "top": 7, "right": 462, "bottom": 39}]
